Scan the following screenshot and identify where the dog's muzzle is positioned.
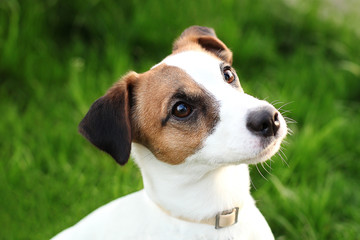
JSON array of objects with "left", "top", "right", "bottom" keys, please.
[{"left": 246, "top": 106, "right": 280, "bottom": 137}]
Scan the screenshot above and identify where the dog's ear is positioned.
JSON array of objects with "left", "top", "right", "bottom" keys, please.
[
  {"left": 173, "top": 25, "right": 233, "bottom": 64},
  {"left": 78, "top": 72, "right": 137, "bottom": 165}
]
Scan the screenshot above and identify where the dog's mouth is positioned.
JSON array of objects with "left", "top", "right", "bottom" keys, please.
[
  {"left": 207, "top": 137, "right": 283, "bottom": 167},
  {"left": 258, "top": 139, "right": 279, "bottom": 158},
  {"left": 242, "top": 137, "right": 283, "bottom": 165}
]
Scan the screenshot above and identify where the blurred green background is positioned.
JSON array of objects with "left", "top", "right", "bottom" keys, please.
[{"left": 1, "top": 0, "right": 359, "bottom": 239}]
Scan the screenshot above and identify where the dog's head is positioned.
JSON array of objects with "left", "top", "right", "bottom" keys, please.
[{"left": 79, "top": 26, "right": 287, "bottom": 167}]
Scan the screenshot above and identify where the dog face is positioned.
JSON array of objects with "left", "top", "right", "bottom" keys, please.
[
  {"left": 161, "top": 50, "right": 287, "bottom": 166},
  {"left": 79, "top": 26, "right": 287, "bottom": 167}
]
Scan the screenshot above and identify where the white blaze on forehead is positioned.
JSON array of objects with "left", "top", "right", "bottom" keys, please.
[{"left": 161, "top": 51, "right": 232, "bottom": 97}]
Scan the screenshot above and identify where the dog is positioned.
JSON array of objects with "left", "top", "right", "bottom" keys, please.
[{"left": 52, "top": 26, "right": 287, "bottom": 240}]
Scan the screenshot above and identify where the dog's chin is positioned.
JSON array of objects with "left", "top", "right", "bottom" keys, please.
[
  {"left": 242, "top": 139, "right": 282, "bottom": 165},
  {"left": 203, "top": 139, "right": 282, "bottom": 168}
]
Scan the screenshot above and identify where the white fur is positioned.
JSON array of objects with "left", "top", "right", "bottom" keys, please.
[{"left": 52, "top": 50, "right": 287, "bottom": 240}]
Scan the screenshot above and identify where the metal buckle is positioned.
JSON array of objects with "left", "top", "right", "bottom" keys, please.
[{"left": 215, "top": 207, "right": 239, "bottom": 229}]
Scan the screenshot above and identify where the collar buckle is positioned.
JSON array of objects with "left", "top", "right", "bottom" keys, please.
[{"left": 215, "top": 207, "right": 239, "bottom": 229}]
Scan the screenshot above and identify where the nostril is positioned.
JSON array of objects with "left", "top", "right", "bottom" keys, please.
[
  {"left": 273, "top": 112, "right": 280, "bottom": 135},
  {"left": 246, "top": 108, "right": 281, "bottom": 137},
  {"left": 274, "top": 112, "right": 279, "bottom": 122}
]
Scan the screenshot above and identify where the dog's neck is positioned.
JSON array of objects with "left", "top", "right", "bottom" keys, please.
[{"left": 132, "top": 143, "right": 251, "bottom": 222}]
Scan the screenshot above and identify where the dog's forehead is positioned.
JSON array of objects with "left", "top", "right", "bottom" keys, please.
[{"left": 159, "top": 51, "right": 226, "bottom": 94}]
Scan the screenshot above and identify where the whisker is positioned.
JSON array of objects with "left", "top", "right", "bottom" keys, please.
[
  {"left": 268, "top": 157, "right": 274, "bottom": 168},
  {"left": 277, "top": 101, "right": 294, "bottom": 111},
  {"left": 278, "top": 148, "right": 289, "bottom": 167},
  {"left": 284, "top": 116, "right": 297, "bottom": 124},
  {"left": 276, "top": 152, "right": 286, "bottom": 167},
  {"left": 280, "top": 110, "right": 292, "bottom": 115},
  {"left": 271, "top": 100, "right": 284, "bottom": 106},
  {"left": 256, "top": 164, "right": 268, "bottom": 181},
  {"left": 279, "top": 147, "right": 288, "bottom": 159},
  {"left": 287, "top": 128, "right": 294, "bottom": 134},
  {"left": 261, "top": 162, "right": 273, "bottom": 176},
  {"left": 282, "top": 139, "right": 290, "bottom": 145},
  {"left": 264, "top": 160, "right": 272, "bottom": 170},
  {"left": 250, "top": 176, "right": 257, "bottom": 190}
]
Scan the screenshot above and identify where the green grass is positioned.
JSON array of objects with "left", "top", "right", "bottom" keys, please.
[{"left": 1, "top": 0, "right": 359, "bottom": 239}]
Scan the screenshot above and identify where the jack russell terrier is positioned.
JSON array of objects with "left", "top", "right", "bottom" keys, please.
[{"left": 53, "top": 26, "right": 287, "bottom": 240}]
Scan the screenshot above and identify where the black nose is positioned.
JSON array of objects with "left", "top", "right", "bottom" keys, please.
[{"left": 246, "top": 107, "right": 280, "bottom": 137}]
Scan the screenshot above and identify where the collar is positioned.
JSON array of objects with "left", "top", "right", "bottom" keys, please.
[{"left": 155, "top": 203, "right": 241, "bottom": 229}]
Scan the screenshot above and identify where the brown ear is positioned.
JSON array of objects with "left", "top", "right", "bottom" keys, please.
[
  {"left": 173, "top": 25, "right": 233, "bottom": 64},
  {"left": 78, "top": 72, "right": 137, "bottom": 165}
]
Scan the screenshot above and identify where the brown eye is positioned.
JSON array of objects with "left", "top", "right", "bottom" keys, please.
[
  {"left": 224, "top": 69, "right": 235, "bottom": 83},
  {"left": 172, "top": 102, "right": 192, "bottom": 118}
]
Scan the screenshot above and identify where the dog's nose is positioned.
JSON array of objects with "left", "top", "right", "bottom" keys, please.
[{"left": 246, "top": 107, "right": 280, "bottom": 137}]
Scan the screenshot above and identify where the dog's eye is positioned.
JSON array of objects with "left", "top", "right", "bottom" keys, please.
[
  {"left": 172, "top": 102, "right": 192, "bottom": 118},
  {"left": 223, "top": 69, "right": 235, "bottom": 84}
]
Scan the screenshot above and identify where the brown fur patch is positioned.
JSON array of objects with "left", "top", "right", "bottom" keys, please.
[{"left": 130, "top": 64, "right": 220, "bottom": 164}]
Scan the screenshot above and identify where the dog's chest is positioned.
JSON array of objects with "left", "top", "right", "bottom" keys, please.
[{"left": 54, "top": 190, "right": 273, "bottom": 240}]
